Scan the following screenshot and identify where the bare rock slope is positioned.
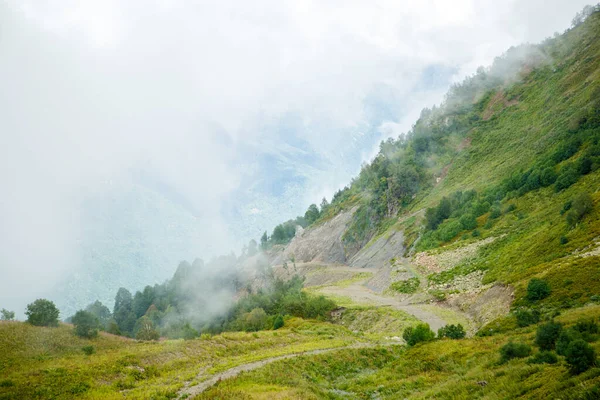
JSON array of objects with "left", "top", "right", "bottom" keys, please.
[
  {"left": 349, "top": 230, "right": 405, "bottom": 269},
  {"left": 272, "top": 208, "right": 356, "bottom": 265}
]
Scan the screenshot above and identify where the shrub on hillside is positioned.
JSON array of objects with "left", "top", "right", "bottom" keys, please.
[
  {"left": 555, "top": 164, "right": 579, "bottom": 192},
  {"left": 552, "top": 139, "right": 581, "bottom": 164},
  {"left": 565, "top": 339, "right": 597, "bottom": 374},
  {"left": 556, "top": 328, "right": 583, "bottom": 356},
  {"left": 489, "top": 206, "right": 502, "bottom": 219},
  {"left": 245, "top": 308, "right": 268, "bottom": 332},
  {"left": 565, "top": 192, "right": 593, "bottom": 228},
  {"left": 577, "top": 155, "right": 593, "bottom": 175},
  {"left": 526, "top": 278, "right": 551, "bottom": 301},
  {"left": 535, "top": 321, "right": 562, "bottom": 350},
  {"left": 437, "top": 219, "right": 463, "bottom": 242},
  {"left": 560, "top": 235, "right": 569, "bottom": 245},
  {"left": 528, "top": 350, "right": 558, "bottom": 364},
  {"left": 459, "top": 214, "right": 477, "bottom": 230},
  {"left": 438, "top": 324, "right": 466, "bottom": 339},
  {"left": 500, "top": 342, "right": 532, "bottom": 363},
  {"left": 515, "top": 309, "right": 540, "bottom": 327},
  {"left": 390, "top": 278, "right": 420, "bottom": 294},
  {"left": 72, "top": 310, "right": 100, "bottom": 339},
  {"left": 403, "top": 323, "right": 435, "bottom": 346},
  {"left": 106, "top": 320, "right": 121, "bottom": 336},
  {"left": 540, "top": 167, "right": 558, "bottom": 186},
  {"left": 134, "top": 316, "right": 160, "bottom": 341},
  {"left": 573, "top": 319, "right": 599, "bottom": 335},
  {"left": 81, "top": 345, "right": 95, "bottom": 356},
  {"left": 273, "top": 315, "right": 284, "bottom": 330},
  {"left": 25, "top": 299, "right": 59, "bottom": 327}
]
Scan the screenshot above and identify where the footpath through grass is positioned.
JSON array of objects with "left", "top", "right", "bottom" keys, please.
[
  {"left": 0, "top": 319, "right": 368, "bottom": 400},
  {"left": 197, "top": 305, "right": 600, "bottom": 399}
]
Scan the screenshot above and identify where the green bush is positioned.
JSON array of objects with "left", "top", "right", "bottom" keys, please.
[
  {"left": 552, "top": 139, "right": 581, "bottom": 164},
  {"left": 429, "top": 289, "right": 447, "bottom": 301},
  {"left": 273, "top": 315, "right": 284, "bottom": 330},
  {"left": 577, "top": 155, "right": 593, "bottom": 175},
  {"left": 535, "top": 321, "right": 562, "bottom": 350},
  {"left": 134, "top": 316, "right": 160, "bottom": 340},
  {"left": 437, "top": 219, "right": 463, "bottom": 242},
  {"left": 540, "top": 167, "right": 558, "bottom": 186},
  {"left": 72, "top": 310, "right": 100, "bottom": 339},
  {"left": 390, "top": 277, "right": 420, "bottom": 294},
  {"left": 515, "top": 309, "right": 540, "bottom": 327},
  {"left": 560, "top": 200, "right": 572, "bottom": 215},
  {"left": 557, "top": 329, "right": 583, "bottom": 356},
  {"left": 490, "top": 206, "right": 502, "bottom": 219},
  {"left": 526, "top": 278, "right": 551, "bottom": 301},
  {"left": 472, "top": 229, "right": 481, "bottom": 237},
  {"left": 500, "top": 342, "right": 532, "bottom": 363},
  {"left": 25, "top": 299, "right": 60, "bottom": 327},
  {"left": 244, "top": 308, "right": 268, "bottom": 332},
  {"left": 555, "top": 164, "right": 579, "bottom": 192},
  {"left": 81, "top": 345, "right": 95, "bottom": 356},
  {"left": 560, "top": 236, "right": 569, "bottom": 245},
  {"left": 565, "top": 339, "right": 597, "bottom": 374},
  {"left": 459, "top": 214, "right": 477, "bottom": 230},
  {"left": 528, "top": 350, "right": 558, "bottom": 364},
  {"left": 573, "top": 319, "right": 599, "bottom": 335},
  {"left": 403, "top": 323, "right": 435, "bottom": 346},
  {"left": 565, "top": 192, "right": 594, "bottom": 227},
  {"left": 438, "top": 324, "right": 466, "bottom": 339}
]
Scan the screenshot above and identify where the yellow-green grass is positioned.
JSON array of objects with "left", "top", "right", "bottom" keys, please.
[
  {"left": 304, "top": 271, "right": 374, "bottom": 292},
  {"left": 337, "top": 306, "right": 421, "bottom": 339},
  {"left": 301, "top": 289, "right": 355, "bottom": 308},
  {"left": 197, "top": 305, "right": 600, "bottom": 399},
  {"left": 417, "top": 304, "right": 473, "bottom": 332},
  {"left": 0, "top": 319, "right": 368, "bottom": 400}
]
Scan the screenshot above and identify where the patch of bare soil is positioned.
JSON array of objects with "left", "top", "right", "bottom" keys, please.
[
  {"left": 272, "top": 263, "right": 364, "bottom": 287},
  {"left": 446, "top": 284, "right": 514, "bottom": 327},
  {"left": 482, "top": 91, "right": 519, "bottom": 121},
  {"left": 414, "top": 236, "right": 500, "bottom": 274},
  {"left": 318, "top": 281, "right": 448, "bottom": 332}
]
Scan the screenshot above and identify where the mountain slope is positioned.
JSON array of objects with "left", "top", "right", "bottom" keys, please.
[{"left": 273, "top": 9, "right": 600, "bottom": 313}]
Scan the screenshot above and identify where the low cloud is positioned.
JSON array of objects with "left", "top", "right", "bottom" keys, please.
[{"left": 0, "top": 0, "right": 590, "bottom": 316}]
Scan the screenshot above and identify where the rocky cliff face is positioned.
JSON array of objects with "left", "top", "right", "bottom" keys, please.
[
  {"left": 272, "top": 208, "right": 356, "bottom": 265},
  {"left": 349, "top": 230, "right": 405, "bottom": 269}
]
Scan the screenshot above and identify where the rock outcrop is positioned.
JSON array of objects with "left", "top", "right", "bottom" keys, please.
[{"left": 272, "top": 208, "right": 356, "bottom": 265}]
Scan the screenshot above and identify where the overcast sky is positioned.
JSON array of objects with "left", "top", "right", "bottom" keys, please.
[{"left": 0, "top": 0, "right": 590, "bottom": 316}]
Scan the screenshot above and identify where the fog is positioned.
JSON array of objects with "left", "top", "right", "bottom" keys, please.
[{"left": 0, "top": 0, "right": 590, "bottom": 317}]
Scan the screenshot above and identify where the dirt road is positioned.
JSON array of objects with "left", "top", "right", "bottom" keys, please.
[{"left": 318, "top": 281, "right": 448, "bottom": 332}]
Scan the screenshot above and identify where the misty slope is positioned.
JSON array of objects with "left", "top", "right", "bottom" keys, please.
[
  {"left": 3, "top": 7, "right": 600, "bottom": 400},
  {"left": 54, "top": 181, "right": 207, "bottom": 317},
  {"left": 273, "top": 9, "right": 600, "bottom": 310}
]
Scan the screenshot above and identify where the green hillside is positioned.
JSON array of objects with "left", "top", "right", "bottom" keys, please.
[{"left": 314, "top": 8, "right": 600, "bottom": 308}]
